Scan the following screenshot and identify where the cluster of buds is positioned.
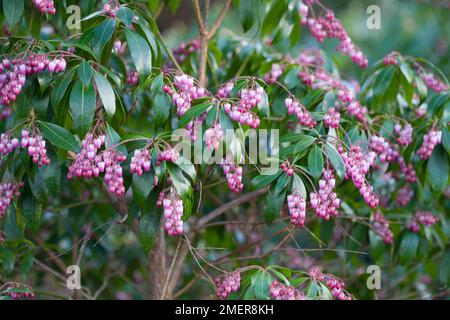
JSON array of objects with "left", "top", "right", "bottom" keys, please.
[
  {"left": 394, "top": 123, "right": 413, "bottom": 147},
  {"left": 326, "top": 277, "right": 352, "bottom": 300},
  {"left": 172, "top": 39, "right": 201, "bottom": 65},
  {"left": 126, "top": 70, "right": 139, "bottom": 86},
  {"left": 0, "top": 55, "right": 65, "bottom": 106},
  {"left": 157, "top": 190, "right": 184, "bottom": 236},
  {"left": 113, "top": 40, "right": 126, "bottom": 56},
  {"left": 417, "top": 129, "right": 442, "bottom": 160},
  {"left": 240, "top": 87, "right": 264, "bottom": 109},
  {"left": 297, "top": 48, "right": 325, "bottom": 66},
  {"left": 215, "top": 271, "right": 241, "bottom": 300},
  {"left": 0, "top": 132, "right": 19, "bottom": 156},
  {"left": 269, "top": 280, "right": 305, "bottom": 300},
  {"left": 264, "top": 63, "right": 283, "bottom": 84},
  {"left": 1, "top": 284, "right": 35, "bottom": 300},
  {"left": 169, "top": 74, "right": 207, "bottom": 116},
  {"left": 396, "top": 186, "right": 414, "bottom": 206},
  {"left": 224, "top": 102, "right": 260, "bottom": 128},
  {"left": 304, "top": 7, "right": 368, "bottom": 67},
  {"left": 408, "top": 211, "right": 439, "bottom": 233},
  {"left": 32, "top": 0, "right": 56, "bottom": 15},
  {"left": 397, "top": 156, "right": 418, "bottom": 183},
  {"left": 419, "top": 70, "right": 448, "bottom": 92},
  {"left": 346, "top": 101, "right": 368, "bottom": 123},
  {"left": 280, "top": 162, "right": 294, "bottom": 176},
  {"left": 369, "top": 135, "right": 399, "bottom": 163},
  {"left": 323, "top": 107, "right": 340, "bottom": 129},
  {"left": 205, "top": 123, "right": 224, "bottom": 150},
  {"left": 339, "top": 145, "right": 379, "bottom": 208},
  {"left": 383, "top": 52, "right": 399, "bottom": 65},
  {"left": 285, "top": 97, "right": 317, "bottom": 128},
  {"left": 102, "top": 1, "right": 120, "bottom": 17},
  {"left": 287, "top": 190, "right": 307, "bottom": 227},
  {"left": 67, "top": 133, "right": 106, "bottom": 179},
  {"left": 21, "top": 129, "right": 50, "bottom": 166},
  {"left": 221, "top": 154, "right": 244, "bottom": 193},
  {"left": 157, "top": 147, "right": 179, "bottom": 165},
  {"left": 98, "top": 148, "right": 127, "bottom": 196},
  {"left": 310, "top": 170, "right": 340, "bottom": 220},
  {"left": 130, "top": 149, "right": 151, "bottom": 176},
  {"left": 216, "top": 81, "right": 234, "bottom": 99},
  {"left": 0, "top": 181, "right": 23, "bottom": 219},
  {"left": 373, "top": 211, "right": 393, "bottom": 244}
]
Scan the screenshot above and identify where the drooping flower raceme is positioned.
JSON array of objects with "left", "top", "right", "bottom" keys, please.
[
  {"left": 215, "top": 271, "right": 241, "bottom": 300},
  {"left": 0, "top": 181, "right": 23, "bottom": 219},
  {"left": 372, "top": 211, "right": 393, "bottom": 244},
  {"left": 0, "top": 132, "right": 19, "bottom": 156},
  {"left": 157, "top": 190, "right": 184, "bottom": 236},
  {"left": 205, "top": 123, "right": 224, "bottom": 150},
  {"left": 417, "top": 129, "right": 442, "bottom": 160},
  {"left": 20, "top": 129, "right": 50, "bottom": 167},
  {"left": 287, "top": 190, "right": 307, "bottom": 227},
  {"left": 221, "top": 154, "right": 244, "bottom": 193},
  {"left": 369, "top": 135, "right": 399, "bottom": 163},
  {"left": 285, "top": 97, "right": 317, "bottom": 128},
  {"left": 323, "top": 107, "right": 340, "bottom": 129},
  {"left": 396, "top": 186, "right": 414, "bottom": 206},
  {"left": 32, "top": 0, "right": 56, "bottom": 14},
  {"left": 310, "top": 170, "right": 340, "bottom": 220},
  {"left": 394, "top": 123, "right": 413, "bottom": 147},
  {"left": 130, "top": 149, "right": 152, "bottom": 176},
  {"left": 269, "top": 280, "right": 306, "bottom": 300},
  {"left": 408, "top": 211, "right": 439, "bottom": 233}
]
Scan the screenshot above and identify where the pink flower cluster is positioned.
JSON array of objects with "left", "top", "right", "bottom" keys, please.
[
  {"left": 396, "top": 186, "right": 414, "bottom": 206},
  {"left": 264, "top": 63, "right": 283, "bottom": 84},
  {"left": 383, "top": 52, "right": 399, "bottom": 65},
  {"left": 102, "top": 1, "right": 120, "bottom": 17},
  {"left": 126, "top": 70, "right": 139, "bottom": 86},
  {"left": 280, "top": 162, "right": 294, "bottom": 176},
  {"left": 172, "top": 39, "right": 201, "bottom": 65},
  {"left": 373, "top": 211, "right": 393, "bottom": 244},
  {"left": 310, "top": 170, "right": 340, "bottom": 220},
  {"left": 32, "top": 0, "right": 56, "bottom": 15},
  {"left": 369, "top": 135, "right": 399, "bottom": 163},
  {"left": 170, "top": 74, "right": 207, "bottom": 116},
  {"left": 340, "top": 145, "right": 379, "bottom": 208},
  {"left": 394, "top": 123, "right": 413, "bottom": 147},
  {"left": 419, "top": 70, "right": 448, "bottom": 92},
  {"left": 269, "top": 280, "right": 305, "bottom": 300},
  {"left": 285, "top": 97, "right": 317, "bottom": 128},
  {"left": 205, "top": 123, "right": 224, "bottom": 150},
  {"left": 130, "top": 149, "right": 151, "bottom": 176},
  {"left": 221, "top": 155, "right": 243, "bottom": 193},
  {"left": 417, "top": 129, "right": 442, "bottom": 160},
  {"left": 157, "top": 148, "right": 179, "bottom": 165},
  {"left": 323, "top": 107, "right": 340, "bottom": 129},
  {"left": 0, "top": 55, "right": 66, "bottom": 106},
  {"left": 67, "top": 133, "right": 106, "bottom": 179},
  {"left": 304, "top": 8, "right": 368, "bottom": 67},
  {"left": 0, "top": 132, "right": 19, "bottom": 156},
  {"left": 157, "top": 190, "right": 184, "bottom": 236},
  {"left": 346, "top": 101, "right": 368, "bottom": 123},
  {"left": 2, "top": 285, "right": 35, "bottom": 300},
  {"left": 222, "top": 86, "right": 265, "bottom": 128},
  {"left": 0, "top": 181, "right": 23, "bottom": 219},
  {"left": 297, "top": 48, "right": 325, "bottom": 66},
  {"left": 397, "top": 156, "right": 418, "bottom": 183},
  {"left": 408, "top": 211, "right": 439, "bottom": 233},
  {"left": 21, "top": 129, "right": 50, "bottom": 166},
  {"left": 224, "top": 102, "right": 260, "bottom": 128},
  {"left": 216, "top": 81, "right": 234, "bottom": 99},
  {"left": 326, "top": 277, "right": 351, "bottom": 300},
  {"left": 215, "top": 271, "right": 241, "bottom": 300},
  {"left": 287, "top": 190, "right": 307, "bottom": 227},
  {"left": 67, "top": 133, "right": 126, "bottom": 196}
]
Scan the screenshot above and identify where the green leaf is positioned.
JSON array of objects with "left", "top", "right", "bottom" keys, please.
[
  {"left": 77, "top": 61, "right": 93, "bottom": 85},
  {"left": 178, "top": 101, "right": 211, "bottom": 128},
  {"left": 37, "top": 121, "right": 80, "bottom": 152},
  {"left": 70, "top": 80, "right": 97, "bottom": 136},
  {"left": 399, "top": 232, "right": 419, "bottom": 264},
  {"left": 294, "top": 135, "right": 316, "bottom": 153},
  {"left": 132, "top": 171, "right": 154, "bottom": 205},
  {"left": 427, "top": 145, "right": 449, "bottom": 192},
  {"left": 325, "top": 143, "right": 345, "bottom": 179},
  {"left": 94, "top": 71, "right": 116, "bottom": 117},
  {"left": 93, "top": 19, "right": 116, "bottom": 60},
  {"left": 258, "top": 86, "right": 270, "bottom": 117},
  {"left": 50, "top": 67, "right": 76, "bottom": 110},
  {"left": 308, "top": 145, "right": 324, "bottom": 179},
  {"left": 3, "top": 0, "right": 23, "bottom": 25},
  {"left": 117, "top": 6, "right": 134, "bottom": 28},
  {"left": 399, "top": 62, "right": 413, "bottom": 84},
  {"left": 22, "top": 194, "right": 43, "bottom": 234},
  {"left": 261, "top": 0, "right": 287, "bottom": 36},
  {"left": 250, "top": 170, "right": 282, "bottom": 190},
  {"left": 263, "top": 184, "right": 287, "bottom": 223},
  {"left": 292, "top": 174, "right": 307, "bottom": 199},
  {"left": 442, "top": 126, "right": 450, "bottom": 154},
  {"left": 125, "top": 29, "right": 152, "bottom": 76},
  {"left": 239, "top": 0, "right": 260, "bottom": 32},
  {"left": 153, "top": 93, "right": 170, "bottom": 128}
]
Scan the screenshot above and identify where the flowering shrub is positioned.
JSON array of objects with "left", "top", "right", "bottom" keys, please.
[{"left": 0, "top": 0, "right": 448, "bottom": 300}]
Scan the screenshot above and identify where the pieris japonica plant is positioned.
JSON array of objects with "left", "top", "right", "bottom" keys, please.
[{"left": 0, "top": 0, "right": 448, "bottom": 300}]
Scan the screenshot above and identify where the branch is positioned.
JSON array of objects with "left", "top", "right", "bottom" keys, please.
[
  {"left": 208, "top": 0, "right": 232, "bottom": 38},
  {"left": 192, "top": 0, "right": 206, "bottom": 36}
]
